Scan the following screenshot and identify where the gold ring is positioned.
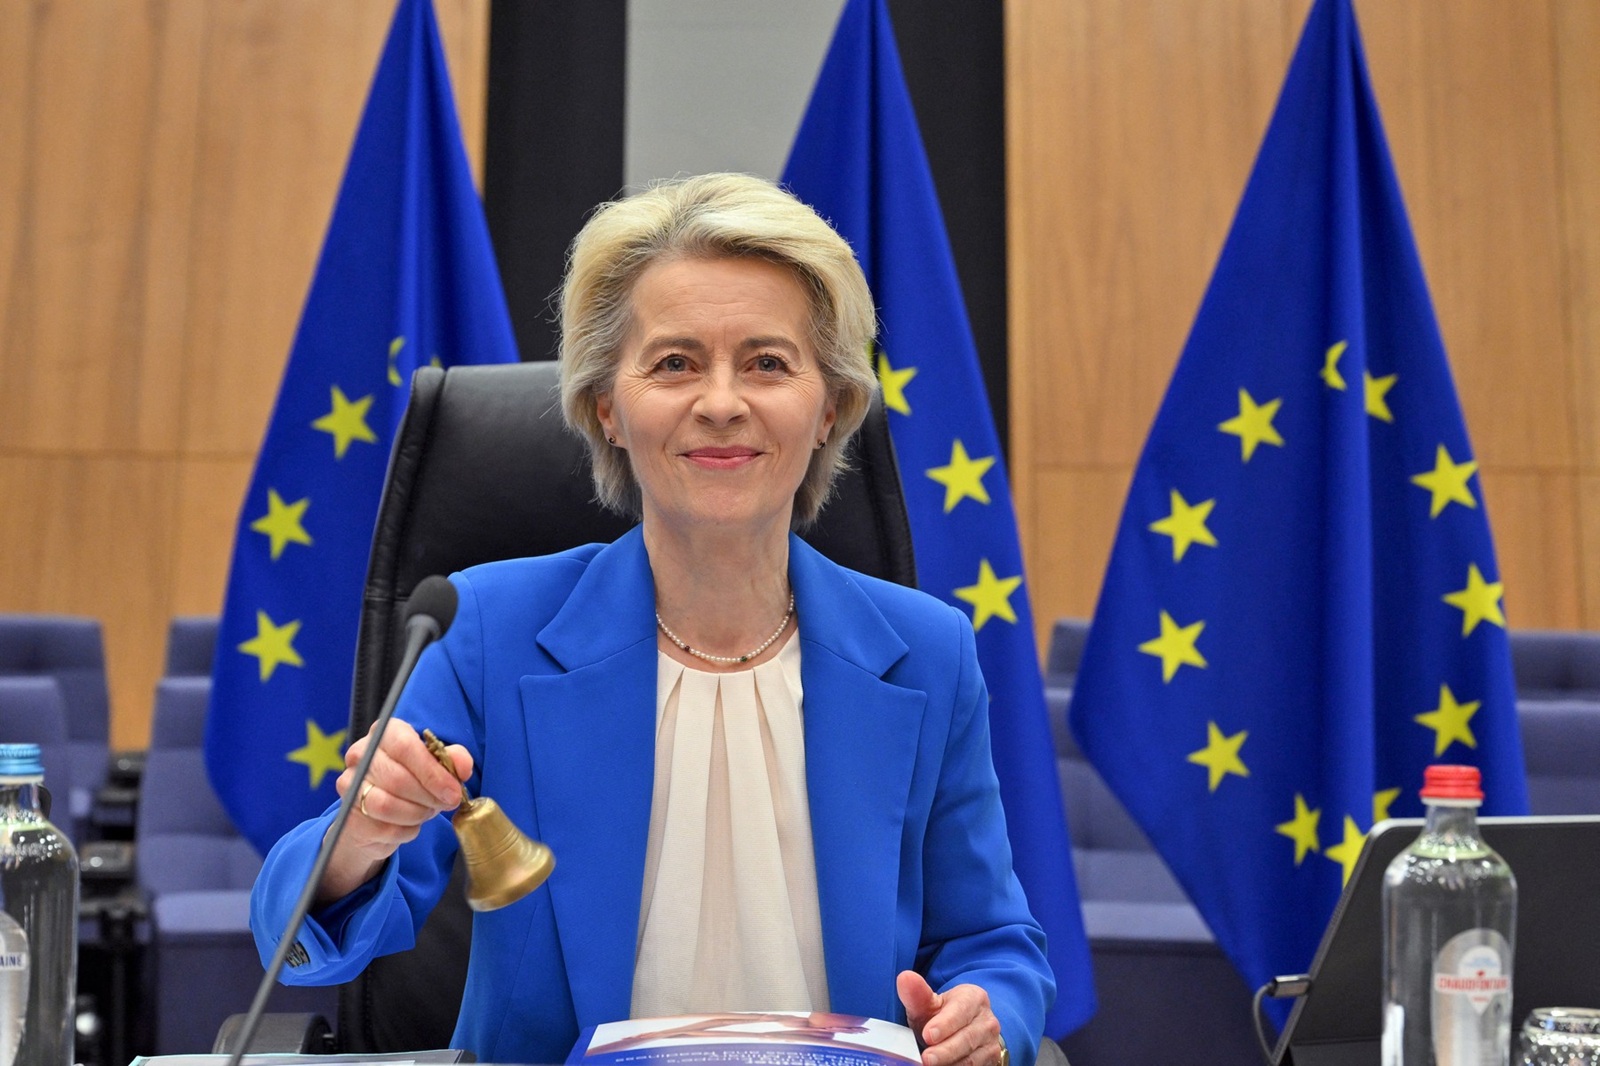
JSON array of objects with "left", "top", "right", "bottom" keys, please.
[{"left": 360, "top": 782, "right": 374, "bottom": 818}]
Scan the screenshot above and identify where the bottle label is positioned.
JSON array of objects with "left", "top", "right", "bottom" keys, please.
[
  {"left": 0, "top": 910, "right": 27, "bottom": 1066},
  {"left": 1431, "top": 928, "right": 1512, "bottom": 1063}
]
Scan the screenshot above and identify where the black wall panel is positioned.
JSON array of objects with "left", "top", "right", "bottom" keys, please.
[{"left": 483, "top": 1, "right": 1007, "bottom": 442}]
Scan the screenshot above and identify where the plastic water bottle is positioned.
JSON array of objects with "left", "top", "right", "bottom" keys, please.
[
  {"left": 1382, "top": 764, "right": 1516, "bottom": 1066},
  {"left": 0, "top": 743, "right": 79, "bottom": 1066}
]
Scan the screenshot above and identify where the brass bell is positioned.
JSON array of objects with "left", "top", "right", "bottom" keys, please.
[
  {"left": 453, "top": 795, "right": 556, "bottom": 911},
  {"left": 423, "top": 730, "right": 556, "bottom": 912}
]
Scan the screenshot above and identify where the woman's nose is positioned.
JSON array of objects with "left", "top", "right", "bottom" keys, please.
[{"left": 695, "top": 366, "right": 748, "bottom": 424}]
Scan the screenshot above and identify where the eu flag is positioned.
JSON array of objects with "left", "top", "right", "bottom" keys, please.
[
  {"left": 205, "top": 0, "right": 517, "bottom": 856},
  {"left": 1069, "top": 0, "right": 1529, "bottom": 1003},
  {"left": 783, "top": 0, "right": 1095, "bottom": 1036}
]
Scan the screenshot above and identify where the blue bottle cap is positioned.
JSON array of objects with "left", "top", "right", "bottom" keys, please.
[{"left": 0, "top": 744, "right": 44, "bottom": 778}]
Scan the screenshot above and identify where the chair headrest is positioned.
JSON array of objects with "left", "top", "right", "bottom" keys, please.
[{"left": 350, "top": 361, "right": 915, "bottom": 735}]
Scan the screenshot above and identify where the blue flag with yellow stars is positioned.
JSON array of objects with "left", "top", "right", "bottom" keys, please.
[
  {"left": 1069, "top": 0, "right": 1529, "bottom": 1007},
  {"left": 205, "top": 0, "right": 517, "bottom": 855},
  {"left": 783, "top": 0, "right": 1095, "bottom": 1036}
]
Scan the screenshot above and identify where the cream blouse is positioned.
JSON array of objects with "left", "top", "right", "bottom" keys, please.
[{"left": 630, "top": 633, "right": 830, "bottom": 1017}]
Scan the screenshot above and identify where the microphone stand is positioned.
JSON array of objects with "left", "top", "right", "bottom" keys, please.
[{"left": 226, "top": 608, "right": 446, "bottom": 1066}]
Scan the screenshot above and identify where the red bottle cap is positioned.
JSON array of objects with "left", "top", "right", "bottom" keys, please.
[{"left": 1419, "top": 764, "right": 1484, "bottom": 802}]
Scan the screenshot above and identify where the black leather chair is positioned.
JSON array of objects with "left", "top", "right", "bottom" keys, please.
[{"left": 331, "top": 359, "right": 916, "bottom": 1051}]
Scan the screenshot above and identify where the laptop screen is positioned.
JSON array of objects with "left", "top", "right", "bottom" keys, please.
[{"left": 1276, "top": 815, "right": 1600, "bottom": 1066}]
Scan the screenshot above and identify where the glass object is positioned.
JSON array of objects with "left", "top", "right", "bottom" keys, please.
[
  {"left": 0, "top": 743, "right": 79, "bottom": 1066},
  {"left": 1518, "top": 1008, "right": 1600, "bottom": 1066},
  {"left": 1383, "top": 764, "right": 1517, "bottom": 1066}
]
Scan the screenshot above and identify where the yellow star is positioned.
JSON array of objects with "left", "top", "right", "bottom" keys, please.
[
  {"left": 387, "top": 336, "right": 406, "bottom": 387},
  {"left": 1324, "top": 815, "right": 1367, "bottom": 885},
  {"left": 1373, "top": 787, "right": 1402, "bottom": 824},
  {"left": 877, "top": 349, "right": 917, "bottom": 416},
  {"left": 1442, "top": 563, "right": 1507, "bottom": 636},
  {"left": 1415, "top": 683, "right": 1481, "bottom": 756},
  {"left": 285, "top": 718, "right": 348, "bottom": 790},
  {"left": 1138, "top": 610, "right": 1207, "bottom": 682},
  {"left": 1187, "top": 721, "right": 1249, "bottom": 792},
  {"left": 248, "top": 489, "right": 313, "bottom": 561},
  {"left": 1218, "top": 388, "right": 1285, "bottom": 462},
  {"left": 1365, "top": 371, "right": 1398, "bottom": 423},
  {"left": 953, "top": 559, "right": 1022, "bottom": 632},
  {"left": 311, "top": 385, "right": 378, "bottom": 459},
  {"left": 1321, "top": 340, "right": 1348, "bottom": 391},
  {"left": 1148, "top": 489, "right": 1218, "bottom": 562},
  {"left": 237, "top": 610, "right": 304, "bottom": 682},
  {"left": 1275, "top": 793, "right": 1322, "bottom": 865},
  {"left": 1410, "top": 444, "right": 1478, "bottom": 519},
  {"left": 926, "top": 439, "right": 996, "bottom": 513}
]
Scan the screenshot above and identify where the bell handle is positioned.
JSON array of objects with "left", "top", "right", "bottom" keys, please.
[{"left": 421, "top": 728, "right": 473, "bottom": 808}]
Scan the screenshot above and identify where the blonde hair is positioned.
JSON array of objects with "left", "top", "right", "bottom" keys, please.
[{"left": 559, "top": 173, "right": 878, "bottom": 527}]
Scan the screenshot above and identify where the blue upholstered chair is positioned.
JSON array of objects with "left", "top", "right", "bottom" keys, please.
[
  {"left": 136, "top": 688, "right": 335, "bottom": 1052},
  {"left": 150, "top": 677, "right": 212, "bottom": 750},
  {"left": 1520, "top": 699, "right": 1600, "bottom": 815},
  {"left": 0, "top": 614, "right": 110, "bottom": 839},
  {"left": 164, "top": 618, "right": 220, "bottom": 679},
  {"left": 1510, "top": 629, "right": 1600, "bottom": 703},
  {"left": 1045, "top": 618, "right": 1090, "bottom": 685},
  {"left": 0, "top": 676, "right": 76, "bottom": 833}
]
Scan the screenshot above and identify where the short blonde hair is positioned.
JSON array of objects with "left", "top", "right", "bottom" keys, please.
[{"left": 559, "top": 173, "right": 879, "bottom": 527}]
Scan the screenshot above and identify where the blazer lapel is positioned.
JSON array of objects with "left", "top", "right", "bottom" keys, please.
[
  {"left": 522, "top": 527, "right": 658, "bottom": 1027},
  {"left": 790, "top": 537, "right": 926, "bottom": 1020}
]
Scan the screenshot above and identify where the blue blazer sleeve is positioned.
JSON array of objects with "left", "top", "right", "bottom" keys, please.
[
  {"left": 249, "top": 574, "right": 488, "bottom": 984},
  {"left": 915, "top": 609, "right": 1054, "bottom": 1065}
]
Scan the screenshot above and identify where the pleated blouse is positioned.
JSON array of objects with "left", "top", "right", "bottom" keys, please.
[{"left": 630, "top": 633, "right": 830, "bottom": 1017}]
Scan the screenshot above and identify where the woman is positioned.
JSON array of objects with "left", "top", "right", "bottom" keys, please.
[{"left": 251, "top": 173, "right": 1054, "bottom": 1066}]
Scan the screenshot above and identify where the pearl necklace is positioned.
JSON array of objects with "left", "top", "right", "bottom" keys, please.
[{"left": 656, "top": 592, "right": 796, "bottom": 666}]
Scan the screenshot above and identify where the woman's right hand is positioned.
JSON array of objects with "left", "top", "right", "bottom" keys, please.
[{"left": 315, "top": 718, "right": 474, "bottom": 903}]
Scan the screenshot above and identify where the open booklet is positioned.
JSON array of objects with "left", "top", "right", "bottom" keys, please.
[{"left": 569, "top": 1012, "right": 922, "bottom": 1066}]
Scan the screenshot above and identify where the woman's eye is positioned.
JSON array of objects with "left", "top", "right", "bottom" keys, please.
[
  {"left": 658, "top": 355, "right": 689, "bottom": 373},
  {"left": 754, "top": 354, "right": 787, "bottom": 373}
]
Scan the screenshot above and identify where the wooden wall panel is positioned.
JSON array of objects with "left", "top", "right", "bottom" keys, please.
[
  {"left": 0, "top": 2, "right": 206, "bottom": 455},
  {"left": 1358, "top": 1, "right": 1572, "bottom": 471},
  {"left": 0, "top": 456, "right": 180, "bottom": 752},
  {"left": 1487, "top": 472, "right": 1582, "bottom": 631},
  {"left": 1556, "top": 1, "right": 1600, "bottom": 492},
  {"left": 1007, "top": 1, "right": 1300, "bottom": 474},
  {"left": 0, "top": 0, "right": 490, "bottom": 748},
  {"left": 1028, "top": 469, "right": 1136, "bottom": 630},
  {"left": 1009, "top": 0, "right": 1600, "bottom": 649},
  {"left": 1007, "top": 0, "right": 1306, "bottom": 651},
  {"left": 171, "top": 459, "right": 255, "bottom": 616},
  {"left": 180, "top": 1, "right": 489, "bottom": 458},
  {"left": 1582, "top": 477, "right": 1600, "bottom": 627}
]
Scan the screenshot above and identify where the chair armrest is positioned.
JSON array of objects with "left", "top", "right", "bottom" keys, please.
[
  {"left": 106, "top": 749, "right": 146, "bottom": 788},
  {"left": 80, "top": 840, "right": 135, "bottom": 889},
  {"left": 1039, "top": 1037, "right": 1072, "bottom": 1066}
]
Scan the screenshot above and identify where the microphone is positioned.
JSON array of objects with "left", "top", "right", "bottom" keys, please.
[
  {"left": 403, "top": 572, "right": 458, "bottom": 644},
  {"left": 225, "top": 576, "right": 459, "bottom": 1064}
]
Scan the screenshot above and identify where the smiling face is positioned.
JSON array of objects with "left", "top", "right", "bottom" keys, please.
[{"left": 595, "top": 255, "right": 837, "bottom": 541}]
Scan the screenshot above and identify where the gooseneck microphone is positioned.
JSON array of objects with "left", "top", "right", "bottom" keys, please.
[{"left": 226, "top": 576, "right": 460, "bottom": 1064}]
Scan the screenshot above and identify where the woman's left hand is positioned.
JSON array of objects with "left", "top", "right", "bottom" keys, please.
[{"left": 896, "top": 971, "right": 1005, "bottom": 1066}]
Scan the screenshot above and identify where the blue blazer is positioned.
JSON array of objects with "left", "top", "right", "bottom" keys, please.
[{"left": 253, "top": 527, "right": 1053, "bottom": 1065}]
